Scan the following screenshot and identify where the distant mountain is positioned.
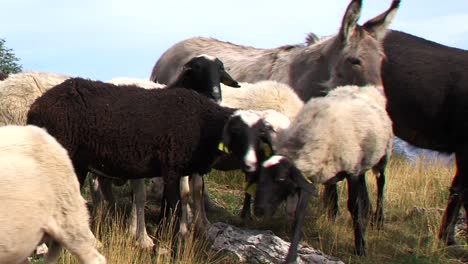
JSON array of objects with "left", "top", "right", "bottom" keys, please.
[{"left": 392, "top": 137, "right": 454, "bottom": 165}]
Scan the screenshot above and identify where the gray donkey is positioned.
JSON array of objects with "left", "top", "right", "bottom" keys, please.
[{"left": 151, "top": 0, "right": 399, "bottom": 102}]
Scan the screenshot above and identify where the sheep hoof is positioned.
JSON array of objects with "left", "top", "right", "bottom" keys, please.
[
  {"left": 204, "top": 196, "right": 224, "bottom": 214},
  {"left": 137, "top": 235, "right": 155, "bottom": 249}
]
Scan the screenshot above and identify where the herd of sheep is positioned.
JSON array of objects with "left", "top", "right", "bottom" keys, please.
[{"left": 4, "top": 0, "right": 467, "bottom": 263}]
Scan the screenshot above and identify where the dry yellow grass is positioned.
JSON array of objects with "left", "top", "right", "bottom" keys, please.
[{"left": 33, "top": 156, "right": 468, "bottom": 263}]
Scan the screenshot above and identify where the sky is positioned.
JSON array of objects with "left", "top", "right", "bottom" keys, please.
[{"left": 2, "top": 0, "right": 468, "bottom": 81}]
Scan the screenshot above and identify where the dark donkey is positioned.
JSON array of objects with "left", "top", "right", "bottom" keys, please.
[
  {"left": 151, "top": 0, "right": 400, "bottom": 260},
  {"left": 383, "top": 30, "right": 468, "bottom": 245}
]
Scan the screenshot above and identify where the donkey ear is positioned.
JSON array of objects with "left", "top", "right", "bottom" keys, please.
[
  {"left": 289, "top": 164, "right": 319, "bottom": 197},
  {"left": 362, "top": 0, "right": 400, "bottom": 41},
  {"left": 339, "top": 0, "right": 362, "bottom": 45}
]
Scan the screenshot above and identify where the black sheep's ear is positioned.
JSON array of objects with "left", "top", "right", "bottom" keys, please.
[
  {"left": 289, "top": 165, "right": 318, "bottom": 196},
  {"left": 181, "top": 65, "right": 192, "bottom": 74},
  {"left": 220, "top": 70, "right": 240, "bottom": 88}
]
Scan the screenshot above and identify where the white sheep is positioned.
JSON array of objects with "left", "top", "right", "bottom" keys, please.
[
  {"left": 0, "top": 71, "right": 69, "bottom": 126},
  {"left": 220, "top": 80, "right": 304, "bottom": 121},
  {"left": 107, "top": 77, "right": 165, "bottom": 89},
  {"left": 0, "top": 125, "right": 106, "bottom": 264},
  {"left": 254, "top": 84, "right": 393, "bottom": 260}
]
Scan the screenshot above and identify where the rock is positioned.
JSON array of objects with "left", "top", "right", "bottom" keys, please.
[{"left": 207, "top": 222, "right": 343, "bottom": 264}]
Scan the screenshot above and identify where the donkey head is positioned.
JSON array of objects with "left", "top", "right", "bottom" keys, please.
[{"left": 323, "top": 0, "right": 400, "bottom": 91}]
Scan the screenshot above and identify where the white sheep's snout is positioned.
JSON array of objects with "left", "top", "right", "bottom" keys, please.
[{"left": 243, "top": 146, "right": 257, "bottom": 172}]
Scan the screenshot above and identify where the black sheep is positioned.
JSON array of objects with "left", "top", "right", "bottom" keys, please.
[{"left": 27, "top": 77, "right": 270, "bottom": 244}]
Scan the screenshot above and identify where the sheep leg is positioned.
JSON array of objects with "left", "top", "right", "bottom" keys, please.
[
  {"left": 98, "top": 176, "right": 116, "bottom": 207},
  {"left": 43, "top": 220, "right": 105, "bottom": 264},
  {"left": 285, "top": 190, "right": 311, "bottom": 263},
  {"left": 159, "top": 176, "right": 182, "bottom": 232},
  {"left": 89, "top": 173, "right": 105, "bottom": 206},
  {"left": 204, "top": 188, "right": 224, "bottom": 213},
  {"left": 286, "top": 194, "right": 299, "bottom": 226},
  {"left": 179, "top": 176, "right": 190, "bottom": 237},
  {"left": 371, "top": 157, "right": 387, "bottom": 229},
  {"left": 43, "top": 240, "right": 61, "bottom": 264},
  {"left": 346, "top": 174, "right": 370, "bottom": 256},
  {"left": 323, "top": 184, "right": 338, "bottom": 220},
  {"left": 240, "top": 193, "right": 252, "bottom": 220},
  {"left": 191, "top": 173, "right": 211, "bottom": 235},
  {"left": 131, "top": 179, "right": 154, "bottom": 248}
]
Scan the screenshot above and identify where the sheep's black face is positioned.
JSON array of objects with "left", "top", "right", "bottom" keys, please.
[
  {"left": 182, "top": 54, "right": 240, "bottom": 102},
  {"left": 254, "top": 155, "right": 297, "bottom": 218},
  {"left": 223, "top": 111, "right": 274, "bottom": 173}
]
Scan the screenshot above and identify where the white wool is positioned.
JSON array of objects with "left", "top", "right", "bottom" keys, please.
[
  {"left": 107, "top": 77, "right": 165, "bottom": 89},
  {"left": 221, "top": 80, "right": 304, "bottom": 121},
  {"left": 0, "top": 71, "right": 69, "bottom": 126},
  {"left": 277, "top": 84, "right": 393, "bottom": 184},
  {"left": 0, "top": 125, "right": 105, "bottom": 263}
]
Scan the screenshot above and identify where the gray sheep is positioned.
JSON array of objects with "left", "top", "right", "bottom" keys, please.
[{"left": 254, "top": 84, "right": 393, "bottom": 261}]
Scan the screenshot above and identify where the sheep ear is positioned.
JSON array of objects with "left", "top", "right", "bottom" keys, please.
[
  {"left": 290, "top": 165, "right": 318, "bottom": 196},
  {"left": 362, "top": 0, "right": 400, "bottom": 41},
  {"left": 220, "top": 70, "right": 240, "bottom": 88},
  {"left": 339, "top": 0, "right": 362, "bottom": 45},
  {"left": 182, "top": 65, "right": 192, "bottom": 73}
]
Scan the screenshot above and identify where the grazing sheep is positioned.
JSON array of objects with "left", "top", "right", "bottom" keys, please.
[
  {"left": 152, "top": 81, "right": 297, "bottom": 223},
  {"left": 214, "top": 81, "right": 302, "bottom": 219},
  {"left": 0, "top": 125, "right": 106, "bottom": 264},
  {"left": 254, "top": 84, "right": 393, "bottom": 261},
  {"left": 27, "top": 78, "right": 270, "bottom": 248},
  {"left": 0, "top": 71, "right": 69, "bottom": 126}
]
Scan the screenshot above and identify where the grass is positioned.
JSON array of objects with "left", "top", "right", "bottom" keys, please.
[{"left": 33, "top": 155, "right": 468, "bottom": 263}]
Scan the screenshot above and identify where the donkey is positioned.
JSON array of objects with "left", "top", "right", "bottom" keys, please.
[
  {"left": 151, "top": 0, "right": 400, "bottom": 258},
  {"left": 304, "top": 28, "right": 468, "bottom": 246},
  {"left": 151, "top": 0, "right": 399, "bottom": 102}
]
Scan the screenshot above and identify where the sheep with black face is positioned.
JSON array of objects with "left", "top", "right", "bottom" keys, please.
[
  {"left": 26, "top": 77, "right": 270, "bottom": 249},
  {"left": 254, "top": 84, "right": 393, "bottom": 262}
]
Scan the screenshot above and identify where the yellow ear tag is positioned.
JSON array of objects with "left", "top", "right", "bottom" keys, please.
[
  {"left": 261, "top": 142, "right": 273, "bottom": 158},
  {"left": 218, "top": 142, "right": 230, "bottom": 153},
  {"left": 243, "top": 181, "right": 257, "bottom": 196}
]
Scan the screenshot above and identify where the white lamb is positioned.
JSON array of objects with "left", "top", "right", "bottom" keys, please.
[
  {"left": 0, "top": 125, "right": 106, "bottom": 264},
  {"left": 254, "top": 84, "right": 393, "bottom": 258}
]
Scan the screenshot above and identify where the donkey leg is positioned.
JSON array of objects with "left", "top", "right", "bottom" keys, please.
[
  {"left": 323, "top": 184, "right": 338, "bottom": 220},
  {"left": 347, "top": 174, "right": 370, "bottom": 256},
  {"left": 439, "top": 153, "right": 467, "bottom": 245}
]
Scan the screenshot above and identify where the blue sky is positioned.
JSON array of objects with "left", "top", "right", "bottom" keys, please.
[{"left": 2, "top": 0, "right": 467, "bottom": 81}]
